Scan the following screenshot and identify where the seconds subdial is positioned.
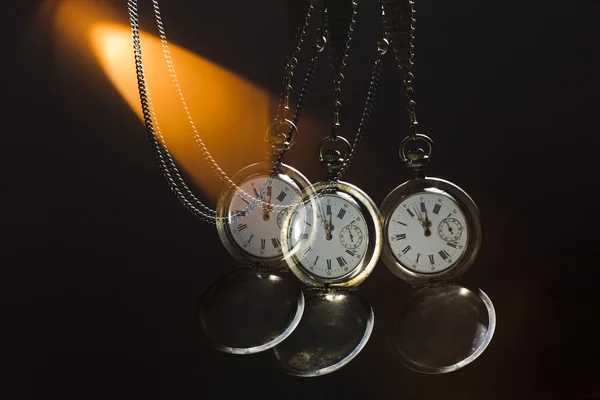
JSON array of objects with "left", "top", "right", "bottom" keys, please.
[
  {"left": 340, "top": 225, "right": 363, "bottom": 250},
  {"left": 438, "top": 217, "right": 463, "bottom": 242}
]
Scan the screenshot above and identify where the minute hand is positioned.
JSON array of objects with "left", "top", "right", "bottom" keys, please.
[{"left": 422, "top": 205, "right": 432, "bottom": 236}]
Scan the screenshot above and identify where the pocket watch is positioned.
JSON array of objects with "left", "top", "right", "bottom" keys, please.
[
  {"left": 379, "top": 0, "right": 496, "bottom": 374},
  {"left": 379, "top": 136, "right": 482, "bottom": 284},
  {"left": 272, "top": 1, "right": 388, "bottom": 374},
  {"left": 199, "top": 156, "right": 310, "bottom": 355},
  {"left": 274, "top": 136, "right": 382, "bottom": 377},
  {"left": 196, "top": 0, "right": 327, "bottom": 356},
  {"left": 379, "top": 136, "right": 495, "bottom": 374}
]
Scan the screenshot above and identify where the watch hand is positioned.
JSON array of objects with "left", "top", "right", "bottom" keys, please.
[
  {"left": 266, "top": 185, "right": 273, "bottom": 204},
  {"left": 422, "top": 205, "right": 431, "bottom": 237},
  {"left": 413, "top": 205, "right": 423, "bottom": 222},
  {"left": 261, "top": 184, "right": 273, "bottom": 221},
  {"left": 317, "top": 204, "right": 328, "bottom": 227},
  {"left": 326, "top": 212, "right": 334, "bottom": 241},
  {"left": 445, "top": 219, "right": 453, "bottom": 234},
  {"left": 348, "top": 227, "right": 354, "bottom": 242}
]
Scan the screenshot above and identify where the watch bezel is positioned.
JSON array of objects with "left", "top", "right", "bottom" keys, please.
[
  {"left": 216, "top": 162, "right": 311, "bottom": 270},
  {"left": 379, "top": 177, "right": 482, "bottom": 285},
  {"left": 281, "top": 181, "right": 383, "bottom": 289}
]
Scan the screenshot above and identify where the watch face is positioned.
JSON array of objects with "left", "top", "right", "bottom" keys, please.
[
  {"left": 386, "top": 191, "right": 468, "bottom": 274},
  {"left": 226, "top": 174, "right": 302, "bottom": 259},
  {"left": 285, "top": 192, "right": 370, "bottom": 280}
]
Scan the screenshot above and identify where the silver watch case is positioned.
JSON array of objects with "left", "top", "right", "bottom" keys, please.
[
  {"left": 281, "top": 180, "right": 383, "bottom": 289},
  {"left": 216, "top": 161, "right": 312, "bottom": 270},
  {"left": 380, "top": 176, "right": 483, "bottom": 286}
]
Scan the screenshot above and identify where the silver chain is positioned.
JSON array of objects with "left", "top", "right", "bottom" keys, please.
[
  {"left": 127, "top": 0, "right": 320, "bottom": 224},
  {"left": 127, "top": 0, "right": 386, "bottom": 224},
  {"left": 381, "top": 0, "right": 418, "bottom": 138}
]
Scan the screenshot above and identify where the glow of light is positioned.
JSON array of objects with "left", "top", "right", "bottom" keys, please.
[{"left": 50, "top": 0, "right": 274, "bottom": 203}]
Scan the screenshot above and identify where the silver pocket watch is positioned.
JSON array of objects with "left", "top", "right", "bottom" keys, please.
[
  {"left": 380, "top": 134, "right": 495, "bottom": 374},
  {"left": 274, "top": 137, "right": 382, "bottom": 376},
  {"left": 199, "top": 121, "right": 311, "bottom": 355}
]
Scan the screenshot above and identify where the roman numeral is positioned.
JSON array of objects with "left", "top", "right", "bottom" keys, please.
[
  {"left": 304, "top": 246, "right": 312, "bottom": 255},
  {"left": 393, "top": 234, "right": 406, "bottom": 241},
  {"left": 346, "top": 249, "right": 356, "bottom": 257},
  {"left": 447, "top": 242, "right": 457, "bottom": 248},
  {"left": 406, "top": 208, "right": 415, "bottom": 217},
  {"left": 327, "top": 259, "right": 332, "bottom": 269},
  {"left": 247, "top": 234, "right": 254, "bottom": 243},
  {"left": 420, "top": 202, "right": 426, "bottom": 212},
  {"left": 433, "top": 204, "right": 441, "bottom": 214},
  {"left": 439, "top": 250, "right": 450, "bottom": 260},
  {"left": 314, "top": 255, "right": 319, "bottom": 265},
  {"left": 276, "top": 191, "right": 287, "bottom": 202},
  {"left": 402, "top": 245, "right": 411, "bottom": 254},
  {"left": 301, "top": 233, "right": 309, "bottom": 240},
  {"left": 416, "top": 253, "right": 420, "bottom": 263},
  {"left": 240, "top": 197, "right": 250, "bottom": 205},
  {"left": 428, "top": 254, "right": 435, "bottom": 264},
  {"left": 305, "top": 221, "right": 312, "bottom": 226},
  {"left": 271, "top": 238, "right": 281, "bottom": 248},
  {"left": 252, "top": 188, "right": 259, "bottom": 197},
  {"left": 326, "top": 205, "right": 331, "bottom": 215},
  {"left": 337, "top": 208, "right": 346, "bottom": 219},
  {"left": 396, "top": 221, "right": 407, "bottom": 226},
  {"left": 336, "top": 256, "right": 347, "bottom": 267},
  {"left": 260, "top": 239, "right": 266, "bottom": 249},
  {"left": 237, "top": 224, "right": 247, "bottom": 232}
]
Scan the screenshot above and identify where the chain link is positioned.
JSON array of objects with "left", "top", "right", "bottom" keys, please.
[
  {"left": 325, "top": 0, "right": 356, "bottom": 140},
  {"left": 381, "top": 0, "right": 418, "bottom": 139},
  {"left": 276, "top": 0, "right": 315, "bottom": 122}
]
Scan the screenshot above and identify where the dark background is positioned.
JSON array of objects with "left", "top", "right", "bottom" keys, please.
[{"left": 4, "top": 0, "right": 597, "bottom": 398}]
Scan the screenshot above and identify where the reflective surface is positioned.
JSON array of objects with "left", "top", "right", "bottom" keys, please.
[
  {"left": 273, "top": 291, "right": 374, "bottom": 376},
  {"left": 389, "top": 283, "right": 495, "bottom": 374},
  {"left": 199, "top": 268, "right": 304, "bottom": 354}
]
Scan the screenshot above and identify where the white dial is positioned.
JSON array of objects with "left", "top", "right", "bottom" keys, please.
[
  {"left": 386, "top": 192, "right": 468, "bottom": 274},
  {"left": 227, "top": 175, "right": 300, "bottom": 258},
  {"left": 286, "top": 194, "right": 369, "bottom": 279}
]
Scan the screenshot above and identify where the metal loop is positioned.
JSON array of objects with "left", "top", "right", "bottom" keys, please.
[
  {"left": 378, "top": 38, "right": 389, "bottom": 55},
  {"left": 316, "top": 32, "right": 327, "bottom": 52},
  {"left": 265, "top": 118, "right": 297, "bottom": 149},
  {"left": 399, "top": 134, "right": 433, "bottom": 170},
  {"left": 317, "top": 135, "right": 352, "bottom": 171}
]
